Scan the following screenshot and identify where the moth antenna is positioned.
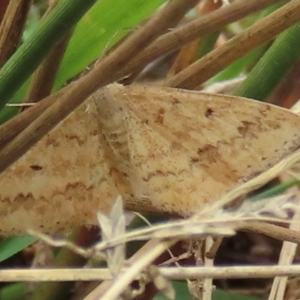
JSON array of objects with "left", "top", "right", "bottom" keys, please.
[{"left": 102, "top": 27, "right": 138, "bottom": 56}]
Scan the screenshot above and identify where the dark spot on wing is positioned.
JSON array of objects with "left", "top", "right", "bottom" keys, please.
[
  {"left": 237, "top": 121, "right": 257, "bottom": 137},
  {"left": 197, "top": 144, "right": 219, "bottom": 163},
  {"left": 156, "top": 108, "right": 165, "bottom": 124},
  {"left": 170, "top": 97, "right": 180, "bottom": 105},
  {"left": 30, "top": 165, "right": 43, "bottom": 171},
  {"left": 190, "top": 157, "right": 199, "bottom": 163},
  {"left": 205, "top": 108, "right": 214, "bottom": 117}
]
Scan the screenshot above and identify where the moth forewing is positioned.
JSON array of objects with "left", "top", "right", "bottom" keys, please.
[
  {"left": 0, "top": 98, "right": 119, "bottom": 234},
  {"left": 0, "top": 83, "right": 300, "bottom": 235},
  {"left": 95, "top": 84, "right": 300, "bottom": 216}
]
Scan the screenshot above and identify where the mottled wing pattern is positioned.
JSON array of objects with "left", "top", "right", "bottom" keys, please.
[
  {"left": 0, "top": 99, "right": 118, "bottom": 234},
  {"left": 95, "top": 84, "right": 300, "bottom": 216}
]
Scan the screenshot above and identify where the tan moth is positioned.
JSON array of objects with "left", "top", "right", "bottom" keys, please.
[{"left": 1, "top": 83, "right": 300, "bottom": 234}]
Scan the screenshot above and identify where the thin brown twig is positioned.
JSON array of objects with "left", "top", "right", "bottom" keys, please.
[
  {"left": 25, "top": 31, "right": 74, "bottom": 104},
  {"left": 24, "top": 1, "right": 67, "bottom": 104},
  {"left": 121, "top": 0, "right": 283, "bottom": 84},
  {"left": 166, "top": 0, "right": 223, "bottom": 79},
  {"left": 165, "top": 0, "right": 300, "bottom": 89},
  {"left": 240, "top": 221, "right": 300, "bottom": 245},
  {"left": 0, "top": 0, "right": 32, "bottom": 67},
  {"left": 0, "top": 83, "right": 74, "bottom": 147}
]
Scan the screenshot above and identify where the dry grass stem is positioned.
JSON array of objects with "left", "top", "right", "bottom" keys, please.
[
  {"left": 25, "top": 190, "right": 300, "bottom": 298},
  {"left": 28, "top": 216, "right": 236, "bottom": 254},
  {"left": 29, "top": 214, "right": 296, "bottom": 263},
  {"left": 25, "top": 31, "right": 73, "bottom": 103},
  {"left": 202, "top": 237, "right": 215, "bottom": 300},
  {"left": 2, "top": 265, "right": 300, "bottom": 282},
  {"left": 0, "top": 0, "right": 31, "bottom": 67},
  {"left": 84, "top": 239, "right": 164, "bottom": 300},
  {"left": 121, "top": 0, "right": 282, "bottom": 84},
  {"left": 240, "top": 222, "right": 300, "bottom": 245},
  {"left": 99, "top": 239, "right": 176, "bottom": 300},
  {"left": 269, "top": 178, "right": 300, "bottom": 300},
  {"left": 201, "top": 150, "right": 300, "bottom": 213},
  {"left": 24, "top": 1, "right": 71, "bottom": 104},
  {"left": 165, "top": 0, "right": 300, "bottom": 88},
  {"left": 27, "top": 230, "right": 106, "bottom": 261}
]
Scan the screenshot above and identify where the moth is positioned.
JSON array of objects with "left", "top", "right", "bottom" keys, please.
[{"left": 1, "top": 83, "right": 300, "bottom": 234}]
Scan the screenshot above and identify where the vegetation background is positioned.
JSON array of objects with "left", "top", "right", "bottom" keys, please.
[{"left": 0, "top": 0, "right": 300, "bottom": 299}]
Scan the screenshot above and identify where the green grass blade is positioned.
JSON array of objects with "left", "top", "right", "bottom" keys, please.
[
  {"left": 235, "top": 23, "right": 300, "bottom": 100},
  {"left": 0, "top": 235, "right": 36, "bottom": 263},
  {"left": 0, "top": 0, "right": 97, "bottom": 109},
  {"left": 53, "top": 0, "right": 166, "bottom": 90}
]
